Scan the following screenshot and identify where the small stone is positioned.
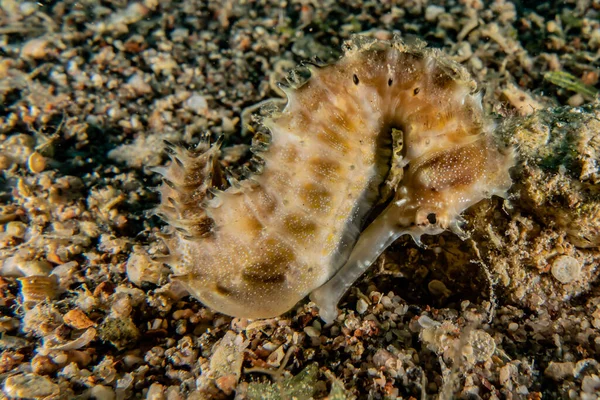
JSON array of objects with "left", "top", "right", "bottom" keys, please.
[
  {"left": 89, "top": 384, "right": 116, "bottom": 400},
  {"left": 581, "top": 374, "right": 600, "bottom": 393},
  {"left": 3, "top": 373, "right": 59, "bottom": 398},
  {"left": 499, "top": 364, "right": 512, "bottom": 385},
  {"left": 19, "top": 1, "right": 37, "bottom": 16},
  {"left": 546, "top": 20, "right": 560, "bottom": 33},
  {"left": 266, "top": 345, "right": 285, "bottom": 367},
  {"left": 27, "top": 152, "right": 46, "bottom": 173},
  {"left": 380, "top": 296, "right": 393, "bottom": 308},
  {"left": 356, "top": 298, "right": 368, "bottom": 314},
  {"left": 373, "top": 349, "right": 393, "bottom": 367},
  {"left": 428, "top": 280, "right": 451, "bottom": 297},
  {"left": 221, "top": 117, "right": 235, "bottom": 133},
  {"left": 215, "top": 375, "right": 237, "bottom": 395},
  {"left": 516, "top": 385, "right": 529, "bottom": 395},
  {"left": 5, "top": 221, "right": 27, "bottom": 239},
  {"left": 567, "top": 93, "right": 585, "bottom": 107},
  {"left": 127, "top": 74, "right": 153, "bottom": 96},
  {"left": 425, "top": 5, "right": 445, "bottom": 21},
  {"left": 21, "top": 38, "right": 51, "bottom": 59},
  {"left": 30, "top": 354, "right": 58, "bottom": 375},
  {"left": 98, "top": 316, "right": 140, "bottom": 350},
  {"left": 63, "top": 309, "right": 95, "bottom": 329},
  {"left": 209, "top": 331, "right": 247, "bottom": 393},
  {"left": 551, "top": 255, "right": 580, "bottom": 284},
  {"left": 304, "top": 326, "right": 320, "bottom": 338},
  {"left": 146, "top": 383, "right": 165, "bottom": 399},
  {"left": 544, "top": 361, "right": 575, "bottom": 380},
  {"left": 0, "top": 154, "right": 12, "bottom": 170},
  {"left": 185, "top": 93, "right": 208, "bottom": 114},
  {"left": 126, "top": 252, "right": 160, "bottom": 286}
]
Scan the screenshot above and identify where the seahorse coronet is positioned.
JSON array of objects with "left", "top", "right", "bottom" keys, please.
[{"left": 154, "top": 35, "right": 515, "bottom": 322}]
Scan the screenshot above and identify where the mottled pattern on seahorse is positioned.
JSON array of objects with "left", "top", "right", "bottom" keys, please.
[{"left": 153, "top": 36, "right": 514, "bottom": 320}]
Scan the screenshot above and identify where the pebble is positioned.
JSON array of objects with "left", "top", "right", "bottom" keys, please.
[
  {"left": 145, "top": 383, "right": 165, "bottom": 399},
  {"left": 425, "top": 5, "right": 445, "bottom": 21},
  {"left": 19, "top": 1, "right": 37, "bottom": 16},
  {"left": 544, "top": 361, "right": 575, "bottom": 381},
  {"left": 380, "top": 296, "right": 393, "bottom": 308},
  {"left": 185, "top": 93, "right": 209, "bottom": 114},
  {"left": 27, "top": 152, "right": 46, "bottom": 173},
  {"left": 582, "top": 374, "right": 600, "bottom": 393},
  {"left": 127, "top": 74, "right": 153, "bottom": 95},
  {"left": 63, "top": 309, "right": 95, "bottom": 329},
  {"left": 304, "top": 326, "right": 320, "bottom": 338},
  {"left": 356, "top": 298, "right": 368, "bottom": 314},
  {"left": 428, "top": 280, "right": 451, "bottom": 297},
  {"left": 89, "top": 384, "right": 116, "bottom": 400},
  {"left": 20, "top": 38, "right": 51, "bottom": 59},
  {"left": 5, "top": 221, "right": 27, "bottom": 238},
  {"left": 3, "top": 373, "right": 59, "bottom": 398}
]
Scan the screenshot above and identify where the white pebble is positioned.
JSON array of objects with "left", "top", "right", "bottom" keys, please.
[
  {"left": 582, "top": 374, "right": 600, "bottom": 393},
  {"left": 356, "top": 298, "right": 368, "bottom": 314},
  {"left": 425, "top": 5, "right": 445, "bottom": 22},
  {"left": 185, "top": 93, "right": 208, "bottom": 114},
  {"left": 381, "top": 296, "right": 393, "bottom": 308},
  {"left": 551, "top": 255, "right": 581, "bottom": 284},
  {"left": 90, "top": 73, "right": 104, "bottom": 88},
  {"left": 127, "top": 74, "right": 152, "bottom": 95},
  {"left": 19, "top": 2, "right": 37, "bottom": 16},
  {"left": 417, "top": 315, "right": 440, "bottom": 329}
]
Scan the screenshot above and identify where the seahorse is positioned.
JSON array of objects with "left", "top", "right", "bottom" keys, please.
[{"left": 153, "top": 35, "right": 514, "bottom": 323}]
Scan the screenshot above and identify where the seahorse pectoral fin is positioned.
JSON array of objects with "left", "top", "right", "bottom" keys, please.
[{"left": 310, "top": 202, "right": 408, "bottom": 324}]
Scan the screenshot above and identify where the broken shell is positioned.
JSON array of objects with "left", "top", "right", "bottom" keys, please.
[
  {"left": 18, "top": 276, "right": 58, "bottom": 307},
  {"left": 41, "top": 327, "right": 97, "bottom": 353}
]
